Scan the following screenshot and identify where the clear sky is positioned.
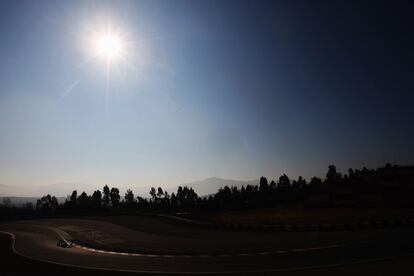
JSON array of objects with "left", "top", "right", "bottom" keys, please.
[{"left": 0, "top": 0, "right": 413, "bottom": 190}]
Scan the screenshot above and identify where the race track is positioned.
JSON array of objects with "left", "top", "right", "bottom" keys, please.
[{"left": 1, "top": 217, "right": 414, "bottom": 274}]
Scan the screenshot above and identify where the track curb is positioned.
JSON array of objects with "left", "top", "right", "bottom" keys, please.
[{"left": 2, "top": 230, "right": 414, "bottom": 275}]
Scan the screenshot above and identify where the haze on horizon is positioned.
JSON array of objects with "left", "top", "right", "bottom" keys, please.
[{"left": 0, "top": 0, "right": 413, "bottom": 193}]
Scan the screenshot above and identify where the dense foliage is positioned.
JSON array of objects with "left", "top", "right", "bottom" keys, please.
[{"left": 1, "top": 164, "right": 414, "bottom": 220}]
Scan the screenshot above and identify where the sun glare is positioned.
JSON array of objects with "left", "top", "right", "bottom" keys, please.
[{"left": 93, "top": 32, "right": 123, "bottom": 61}]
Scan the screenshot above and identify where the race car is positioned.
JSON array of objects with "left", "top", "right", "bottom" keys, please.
[{"left": 57, "top": 239, "right": 73, "bottom": 248}]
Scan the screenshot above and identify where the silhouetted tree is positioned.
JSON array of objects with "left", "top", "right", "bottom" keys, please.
[
  {"left": 102, "top": 185, "right": 110, "bottom": 209},
  {"left": 269, "top": 180, "right": 277, "bottom": 192},
  {"left": 2, "top": 197, "right": 11, "bottom": 207},
  {"left": 278, "top": 174, "right": 290, "bottom": 190},
  {"left": 309, "top": 177, "right": 323, "bottom": 191},
  {"left": 259, "top": 177, "right": 268, "bottom": 192},
  {"left": 36, "top": 194, "right": 58, "bottom": 214},
  {"left": 70, "top": 190, "right": 77, "bottom": 203},
  {"left": 110, "top": 187, "right": 120, "bottom": 208},
  {"left": 125, "top": 189, "right": 135, "bottom": 208},
  {"left": 170, "top": 193, "right": 177, "bottom": 209},
  {"left": 5, "top": 162, "right": 414, "bottom": 219},
  {"left": 68, "top": 190, "right": 78, "bottom": 210},
  {"left": 326, "top": 165, "right": 340, "bottom": 205},
  {"left": 176, "top": 186, "right": 198, "bottom": 210},
  {"left": 91, "top": 190, "right": 102, "bottom": 211},
  {"left": 149, "top": 187, "right": 157, "bottom": 203},
  {"left": 157, "top": 187, "right": 164, "bottom": 198},
  {"left": 78, "top": 192, "right": 90, "bottom": 212}
]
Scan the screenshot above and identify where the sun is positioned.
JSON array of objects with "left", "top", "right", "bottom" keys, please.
[{"left": 93, "top": 32, "right": 124, "bottom": 61}]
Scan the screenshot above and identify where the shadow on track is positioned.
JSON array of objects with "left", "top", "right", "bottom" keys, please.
[
  {"left": 1, "top": 231, "right": 414, "bottom": 276},
  {"left": 0, "top": 233, "right": 136, "bottom": 276}
]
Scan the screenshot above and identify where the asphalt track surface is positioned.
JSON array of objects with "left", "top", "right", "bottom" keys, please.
[{"left": 1, "top": 217, "right": 414, "bottom": 274}]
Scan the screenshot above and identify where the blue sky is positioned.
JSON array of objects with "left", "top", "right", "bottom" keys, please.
[{"left": 0, "top": 0, "right": 413, "bottom": 190}]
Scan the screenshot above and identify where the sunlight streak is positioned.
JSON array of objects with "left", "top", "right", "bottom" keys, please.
[
  {"left": 59, "top": 80, "right": 80, "bottom": 101},
  {"left": 71, "top": 14, "right": 186, "bottom": 105}
]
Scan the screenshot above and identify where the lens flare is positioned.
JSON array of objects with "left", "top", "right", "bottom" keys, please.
[{"left": 93, "top": 32, "right": 123, "bottom": 61}]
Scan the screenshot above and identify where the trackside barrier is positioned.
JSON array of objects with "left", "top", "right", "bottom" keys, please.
[{"left": 136, "top": 212, "right": 414, "bottom": 233}]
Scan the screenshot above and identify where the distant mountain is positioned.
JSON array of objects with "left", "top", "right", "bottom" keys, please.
[
  {"left": 0, "top": 184, "right": 26, "bottom": 197},
  {"left": 0, "top": 196, "right": 66, "bottom": 207},
  {"left": 36, "top": 182, "right": 97, "bottom": 197},
  {"left": 0, "top": 178, "right": 261, "bottom": 199},
  {"left": 0, "top": 182, "right": 96, "bottom": 198},
  {"left": 167, "top": 177, "right": 260, "bottom": 197}
]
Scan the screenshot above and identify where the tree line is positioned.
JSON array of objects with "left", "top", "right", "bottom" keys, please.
[{"left": 1, "top": 163, "right": 414, "bottom": 220}]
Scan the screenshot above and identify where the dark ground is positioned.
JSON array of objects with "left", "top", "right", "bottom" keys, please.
[
  {"left": 0, "top": 233, "right": 135, "bottom": 276},
  {"left": 1, "top": 232, "right": 414, "bottom": 276}
]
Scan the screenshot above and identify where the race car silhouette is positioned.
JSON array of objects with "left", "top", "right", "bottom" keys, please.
[{"left": 57, "top": 239, "right": 73, "bottom": 248}]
